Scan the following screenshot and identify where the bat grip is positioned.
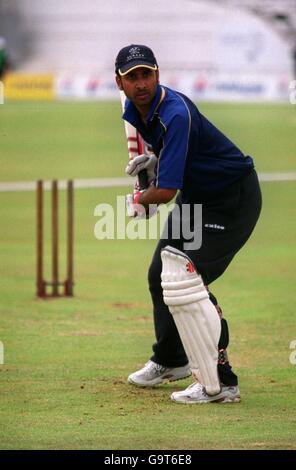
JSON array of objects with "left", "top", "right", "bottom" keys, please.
[{"left": 138, "top": 170, "right": 149, "bottom": 190}]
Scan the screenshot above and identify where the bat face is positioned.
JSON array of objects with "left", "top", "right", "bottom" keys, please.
[
  {"left": 120, "top": 90, "right": 144, "bottom": 160},
  {"left": 120, "top": 90, "right": 149, "bottom": 189}
]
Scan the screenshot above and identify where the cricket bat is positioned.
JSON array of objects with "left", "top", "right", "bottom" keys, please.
[{"left": 119, "top": 90, "right": 149, "bottom": 190}]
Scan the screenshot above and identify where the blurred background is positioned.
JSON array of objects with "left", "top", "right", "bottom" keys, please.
[{"left": 1, "top": 0, "right": 295, "bottom": 101}]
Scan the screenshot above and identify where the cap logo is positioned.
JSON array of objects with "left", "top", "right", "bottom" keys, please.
[{"left": 127, "top": 46, "right": 145, "bottom": 62}]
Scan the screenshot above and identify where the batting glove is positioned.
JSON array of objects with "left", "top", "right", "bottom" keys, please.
[
  {"left": 126, "top": 190, "right": 158, "bottom": 219},
  {"left": 125, "top": 154, "right": 157, "bottom": 185}
]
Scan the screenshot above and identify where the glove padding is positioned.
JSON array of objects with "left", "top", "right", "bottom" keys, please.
[{"left": 125, "top": 154, "right": 157, "bottom": 185}]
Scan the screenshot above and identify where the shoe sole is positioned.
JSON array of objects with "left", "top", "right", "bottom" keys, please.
[
  {"left": 128, "top": 372, "right": 192, "bottom": 388},
  {"left": 218, "top": 396, "right": 241, "bottom": 403},
  {"left": 171, "top": 395, "right": 241, "bottom": 404}
]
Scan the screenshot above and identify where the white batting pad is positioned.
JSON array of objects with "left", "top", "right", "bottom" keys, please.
[{"left": 161, "top": 246, "right": 221, "bottom": 396}]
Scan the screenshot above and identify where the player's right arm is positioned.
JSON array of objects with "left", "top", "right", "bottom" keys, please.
[
  {"left": 137, "top": 186, "right": 177, "bottom": 207},
  {"left": 155, "top": 111, "right": 191, "bottom": 191}
]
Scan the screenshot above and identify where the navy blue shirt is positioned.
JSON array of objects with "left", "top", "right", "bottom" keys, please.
[{"left": 123, "top": 84, "right": 254, "bottom": 202}]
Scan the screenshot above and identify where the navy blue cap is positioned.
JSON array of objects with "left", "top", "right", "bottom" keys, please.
[{"left": 115, "top": 44, "right": 158, "bottom": 76}]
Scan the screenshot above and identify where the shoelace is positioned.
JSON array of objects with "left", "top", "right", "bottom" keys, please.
[
  {"left": 183, "top": 382, "right": 205, "bottom": 399},
  {"left": 145, "top": 361, "right": 165, "bottom": 373},
  {"left": 186, "top": 382, "right": 203, "bottom": 391}
]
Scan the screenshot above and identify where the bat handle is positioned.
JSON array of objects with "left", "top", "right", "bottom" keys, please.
[{"left": 138, "top": 170, "right": 149, "bottom": 190}]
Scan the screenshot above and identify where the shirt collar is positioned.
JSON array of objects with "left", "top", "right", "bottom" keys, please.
[
  {"left": 147, "top": 84, "right": 166, "bottom": 121},
  {"left": 122, "top": 84, "right": 166, "bottom": 127}
]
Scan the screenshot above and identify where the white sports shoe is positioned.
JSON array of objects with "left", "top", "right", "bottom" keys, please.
[
  {"left": 171, "top": 381, "right": 241, "bottom": 404},
  {"left": 128, "top": 360, "right": 191, "bottom": 387}
]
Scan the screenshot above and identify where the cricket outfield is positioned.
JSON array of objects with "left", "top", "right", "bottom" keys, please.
[{"left": 0, "top": 101, "right": 295, "bottom": 449}]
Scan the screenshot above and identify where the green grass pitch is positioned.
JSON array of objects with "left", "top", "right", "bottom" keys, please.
[{"left": 0, "top": 101, "right": 295, "bottom": 449}]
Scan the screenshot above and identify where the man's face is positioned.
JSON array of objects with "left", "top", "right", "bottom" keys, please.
[{"left": 116, "top": 67, "right": 159, "bottom": 109}]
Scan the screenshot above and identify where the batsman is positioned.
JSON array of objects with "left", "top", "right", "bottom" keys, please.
[{"left": 115, "top": 44, "right": 262, "bottom": 404}]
